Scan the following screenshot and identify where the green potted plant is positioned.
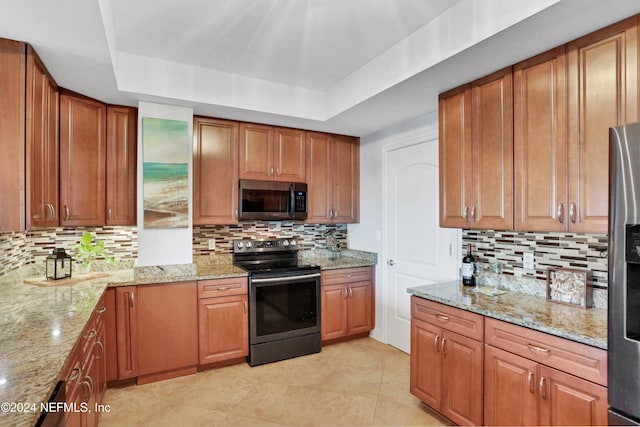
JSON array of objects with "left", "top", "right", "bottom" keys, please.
[{"left": 73, "top": 232, "right": 115, "bottom": 273}]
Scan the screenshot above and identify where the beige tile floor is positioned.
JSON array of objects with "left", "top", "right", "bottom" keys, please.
[{"left": 99, "top": 337, "right": 448, "bottom": 426}]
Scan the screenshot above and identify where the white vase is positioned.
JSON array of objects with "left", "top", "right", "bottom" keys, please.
[{"left": 75, "top": 263, "right": 91, "bottom": 275}]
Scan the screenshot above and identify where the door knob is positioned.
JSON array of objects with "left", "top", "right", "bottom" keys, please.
[{"left": 387, "top": 259, "right": 395, "bottom": 266}]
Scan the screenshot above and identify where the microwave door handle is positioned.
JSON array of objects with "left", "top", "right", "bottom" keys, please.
[{"left": 290, "top": 184, "right": 295, "bottom": 218}]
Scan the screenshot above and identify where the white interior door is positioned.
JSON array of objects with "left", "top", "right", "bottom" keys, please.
[{"left": 385, "top": 140, "right": 459, "bottom": 353}]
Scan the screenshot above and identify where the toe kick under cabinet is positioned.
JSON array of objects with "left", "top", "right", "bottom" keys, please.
[{"left": 410, "top": 296, "right": 608, "bottom": 426}]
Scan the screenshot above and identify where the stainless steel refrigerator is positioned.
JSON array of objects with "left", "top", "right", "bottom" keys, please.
[{"left": 609, "top": 122, "right": 640, "bottom": 425}]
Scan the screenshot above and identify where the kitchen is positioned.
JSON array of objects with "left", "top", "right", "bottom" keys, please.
[{"left": 2, "top": 0, "right": 640, "bottom": 426}]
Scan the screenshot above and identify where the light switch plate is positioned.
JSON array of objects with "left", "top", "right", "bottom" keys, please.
[
  {"left": 208, "top": 239, "right": 216, "bottom": 250},
  {"left": 523, "top": 252, "right": 534, "bottom": 270}
]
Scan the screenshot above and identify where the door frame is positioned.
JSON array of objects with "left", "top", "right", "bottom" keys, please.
[{"left": 380, "top": 131, "right": 461, "bottom": 347}]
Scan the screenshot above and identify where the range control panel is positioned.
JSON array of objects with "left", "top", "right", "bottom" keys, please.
[{"left": 232, "top": 238, "right": 298, "bottom": 253}]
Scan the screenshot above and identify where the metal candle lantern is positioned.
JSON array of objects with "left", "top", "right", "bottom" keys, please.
[{"left": 46, "top": 248, "right": 72, "bottom": 280}]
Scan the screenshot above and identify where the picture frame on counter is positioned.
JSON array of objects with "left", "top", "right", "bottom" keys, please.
[{"left": 546, "top": 267, "right": 592, "bottom": 308}]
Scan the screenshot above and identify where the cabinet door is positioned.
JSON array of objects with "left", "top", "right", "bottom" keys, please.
[
  {"left": 439, "top": 85, "right": 473, "bottom": 228},
  {"left": 567, "top": 17, "right": 639, "bottom": 233},
  {"left": 514, "top": 47, "right": 568, "bottom": 232},
  {"left": 115, "top": 286, "right": 138, "bottom": 380},
  {"left": 331, "top": 135, "right": 359, "bottom": 223},
  {"left": 26, "top": 46, "right": 59, "bottom": 229},
  {"left": 538, "top": 365, "right": 608, "bottom": 426},
  {"left": 471, "top": 68, "right": 513, "bottom": 230},
  {"left": 60, "top": 91, "right": 106, "bottom": 226},
  {"left": 239, "top": 123, "right": 274, "bottom": 180},
  {"left": 410, "top": 318, "right": 442, "bottom": 410},
  {"left": 306, "top": 132, "right": 332, "bottom": 223},
  {"left": 103, "top": 288, "right": 118, "bottom": 383},
  {"left": 198, "top": 294, "right": 248, "bottom": 364},
  {"left": 274, "top": 127, "right": 305, "bottom": 182},
  {"left": 440, "top": 329, "right": 483, "bottom": 426},
  {"left": 346, "top": 280, "right": 373, "bottom": 335},
  {"left": 484, "top": 344, "right": 538, "bottom": 426},
  {"left": 321, "top": 283, "right": 348, "bottom": 341},
  {"left": 193, "top": 117, "right": 239, "bottom": 224},
  {"left": 137, "top": 282, "right": 198, "bottom": 379},
  {"left": 0, "top": 39, "right": 25, "bottom": 231},
  {"left": 106, "top": 106, "right": 136, "bottom": 225}
]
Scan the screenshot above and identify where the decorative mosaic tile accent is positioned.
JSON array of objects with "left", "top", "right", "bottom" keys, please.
[
  {"left": 0, "top": 231, "right": 32, "bottom": 275},
  {"left": 193, "top": 222, "right": 348, "bottom": 255},
  {"left": 0, "top": 227, "right": 138, "bottom": 277},
  {"left": 463, "top": 229, "right": 608, "bottom": 308}
]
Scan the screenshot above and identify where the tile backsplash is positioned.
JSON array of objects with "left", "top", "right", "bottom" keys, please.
[
  {"left": 0, "top": 222, "right": 348, "bottom": 277},
  {"left": 193, "top": 222, "right": 348, "bottom": 255},
  {"left": 463, "top": 229, "right": 608, "bottom": 308}
]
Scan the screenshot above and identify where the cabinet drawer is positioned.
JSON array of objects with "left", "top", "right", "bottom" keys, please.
[
  {"left": 411, "top": 297, "right": 483, "bottom": 341},
  {"left": 198, "top": 277, "right": 247, "bottom": 299},
  {"left": 485, "top": 317, "right": 607, "bottom": 386},
  {"left": 322, "top": 267, "right": 372, "bottom": 285}
]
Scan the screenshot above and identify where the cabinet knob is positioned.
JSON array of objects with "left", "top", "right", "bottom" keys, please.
[
  {"left": 569, "top": 203, "right": 577, "bottom": 223},
  {"left": 557, "top": 203, "right": 565, "bottom": 224},
  {"left": 387, "top": 259, "right": 395, "bottom": 266}
]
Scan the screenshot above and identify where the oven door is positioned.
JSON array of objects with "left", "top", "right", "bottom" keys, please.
[{"left": 249, "top": 271, "right": 321, "bottom": 345}]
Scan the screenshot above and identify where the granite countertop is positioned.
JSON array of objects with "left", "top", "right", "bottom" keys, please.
[
  {"left": 407, "top": 281, "right": 607, "bottom": 350},
  {"left": 0, "top": 269, "right": 133, "bottom": 427},
  {"left": 300, "top": 249, "right": 377, "bottom": 270}
]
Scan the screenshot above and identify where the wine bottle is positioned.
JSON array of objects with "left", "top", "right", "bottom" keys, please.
[{"left": 462, "top": 243, "right": 475, "bottom": 286}]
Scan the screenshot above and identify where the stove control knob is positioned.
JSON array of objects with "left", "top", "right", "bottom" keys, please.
[
  {"left": 236, "top": 242, "right": 244, "bottom": 249},
  {"left": 246, "top": 241, "right": 253, "bottom": 248},
  {"left": 282, "top": 240, "right": 289, "bottom": 247},
  {"left": 289, "top": 240, "right": 297, "bottom": 246}
]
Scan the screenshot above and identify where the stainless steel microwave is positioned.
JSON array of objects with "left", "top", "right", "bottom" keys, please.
[{"left": 238, "top": 180, "right": 308, "bottom": 221}]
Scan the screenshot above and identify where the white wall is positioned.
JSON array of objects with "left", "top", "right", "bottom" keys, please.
[
  {"left": 348, "top": 111, "right": 440, "bottom": 343},
  {"left": 136, "top": 102, "right": 194, "bottom": 266}
]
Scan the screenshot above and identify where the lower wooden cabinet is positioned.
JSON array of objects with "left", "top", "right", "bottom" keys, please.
[
  {"left": 410, "top": 298, "right": 484, "bottom": 426},
  {"left": 321, "top": 267, "right": 374, "bottom": 342},
  {"left": 411, "top": 297, "right": 608, "bottom": 427},
  {"left": 137, "top": 281, "right": 198, "bottom": 383},
  {"left": 64, "top": 294, "right": 108, "bottom": 427},
  {"left": 197, "top": 277, "right": 248, "bottom": 365}
]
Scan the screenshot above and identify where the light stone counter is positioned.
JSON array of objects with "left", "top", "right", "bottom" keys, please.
[
  {"left": 0, "top": 269, "right": 133, "bottom": 427},
  {"left": 300, "top": 249, "right": 377, "bottom": 270},
  {"left": 407, "top": 281, "right": 607, "bottom": 350}
]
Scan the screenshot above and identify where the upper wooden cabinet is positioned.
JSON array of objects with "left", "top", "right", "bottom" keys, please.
[
  {"left": 26, "top": 46, "right": 59, "bottom": 230},
  {"left": 566, "top": 16, "right": 639, "bottom": 233},
  {"left": 106, "top": 106, "right": 137, "bottom": 226},
  {"left": 0, "top": 39, "right": 26, "bottom": 231},
  {"left": 239, "top": 123, "right": 306, "bottom": 182},
  {"left": 440, "top": 68, "right": 513, "bottom": 230},
  {"left": 60, "top": 90, "right": 107, "bottom": 226},
  {"left": 442, "top": 15, "right": 639, "bottom": 233},
  {"left": 514, "top": 47, "right": 568, "bottom": 231},
  {"left": 193, "top": 117, "right": 239, "bottom": 224},
  {"left": 306, "top": 132, "right": 359, "bottom": 224},
  {"left": 0, "top": 40, "right": 59, "bottom": 231}
]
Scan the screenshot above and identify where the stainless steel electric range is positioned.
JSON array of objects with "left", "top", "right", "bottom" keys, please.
[{"left": 232, "top": 238, "right": 321, "bottom": 366}]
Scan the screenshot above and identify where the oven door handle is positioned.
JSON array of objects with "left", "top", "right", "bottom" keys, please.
[{"left": 251, "top": 273, "right": 321, "bottom": 283}]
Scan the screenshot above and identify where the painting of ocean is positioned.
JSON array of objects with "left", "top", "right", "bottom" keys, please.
[{"left": 142, "top": 118, "right": 189, "bottom": 228}]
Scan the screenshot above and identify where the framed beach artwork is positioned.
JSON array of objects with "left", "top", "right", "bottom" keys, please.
[{"left": 142, "top": 117, "right": 189, "bottom": 228}]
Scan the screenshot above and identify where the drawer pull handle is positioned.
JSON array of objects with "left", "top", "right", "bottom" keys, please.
[
  {"left": 434, "top": 335, "right": 440, "bottom": 353},
  {"left": 441, "top": 337, "right": 447, "bottom": 355},
  {"left": 216, "top": 286, "right": 231, "bottom": 291},
  {"left": 86, "top": 330, "right": 97, "bottom": 339},
  {"left": 68, "top": 367, "right": 81, "bottom": 382},
  {"left": 343, "top": 274, "right": 352, "bottom": 278},
  {"left": 97, "top": 306, "right": 107, "bottom": 314},
  {"left": 528, "top": 372, "right": 534, "bottom": 394},
  {"left": 539, "top": 376, "right": 547, "bottom": 399},
  {"left": 527, "top": 343, "right": 550, "bottom": 353},
  {"left": 435, "top": 314, "right": 450, "bottom": 322}
]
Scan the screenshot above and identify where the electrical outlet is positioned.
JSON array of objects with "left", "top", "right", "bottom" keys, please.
[
  {"left": 208, "top": 239, "right": 216, "bottom": 251},
  {"left": 523, "top": 252, "right": 534, "bottom": 270}
]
